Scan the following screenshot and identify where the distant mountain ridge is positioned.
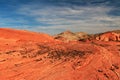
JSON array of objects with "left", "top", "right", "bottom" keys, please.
[
  {"left": 54, "top": 30, "right": 89, "bottom": 41},
  {"left": 0, "top": 28, "right": 119, "bottom": 42},
  {"left": 95, "top": 30, "right": 120, "bottom": 41},
  {"left": 54, "top": 30, "right": 120, "bottom": 42}
]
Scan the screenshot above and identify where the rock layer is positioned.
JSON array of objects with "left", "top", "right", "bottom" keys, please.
[
  {"left": 96, "top": 32, "right": 120, "bottom": 41},
  {"left": 0, "top": 28, "right": 120, "bottom": 80}
]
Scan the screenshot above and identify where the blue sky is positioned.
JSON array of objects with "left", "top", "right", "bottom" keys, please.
[{"left": 0, "top": 0, "right": 120, "bottom": 34}]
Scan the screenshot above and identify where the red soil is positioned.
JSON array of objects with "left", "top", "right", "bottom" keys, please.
[{"left": 0, "top": 28, "right": 120, "bottom": 80}]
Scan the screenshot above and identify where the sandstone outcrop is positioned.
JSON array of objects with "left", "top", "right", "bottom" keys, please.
[
  {"left": 0, "top": 28, "right": 120, "bottom": 80},
  {"left": 54, "top": 30, "right": 89, "bottom": 41},
  {"left": 96, "top": 32, "right": 120, "bottom": 41}
]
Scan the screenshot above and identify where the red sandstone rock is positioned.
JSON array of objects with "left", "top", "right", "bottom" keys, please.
[
  {"left": 0, "top": 28, "right": 120, "bottom": 80},
  {"left": 96, "top": 32, "right": 120, "bottom": 41}
]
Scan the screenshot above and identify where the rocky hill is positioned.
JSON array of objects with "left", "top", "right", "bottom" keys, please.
[
  {"left": 54, "top": 30, "right": 120, "bottom": 42},
  {"left": 0, "top": 28, "right": 54, "bottom": 42},
  {"left": 0, "top": 28, "right": 120, "bottom": 80},
  {"left": 95, "top": 30, "right": 120, "bottom": 41},
  {"left": 54, "top": 30, "right": 89, "bottom": 41},
  {"left": 96, "top": 32, "right": 120, "bottom": 41}
]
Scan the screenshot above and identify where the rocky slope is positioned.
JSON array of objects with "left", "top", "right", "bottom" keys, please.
[
  {"left": 55, "top": 30, "right": 120, "bottom": 42},
  {"left": 0, "top": 28, "right": 54, "bottom": 42},
  {"left": 95, "top": 31, "right": 120, "bottom": 41},
  {"left": 54, "top": 30, "right": 89, "bottom": 41},
  {"left": 0, "top": 28, "right": 120, "bottom": 80}
]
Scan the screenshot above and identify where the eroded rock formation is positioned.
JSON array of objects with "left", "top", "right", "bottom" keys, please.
[
  {"left": 0, "top": 28, "right": 120, "bottom": 80},
  {"left": 96, "top": 32, "right": 120, "bottom": 41}
]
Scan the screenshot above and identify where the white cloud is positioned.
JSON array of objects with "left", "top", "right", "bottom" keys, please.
[{"left": 17, "top": 4, "right": 120, "bottom": 34}]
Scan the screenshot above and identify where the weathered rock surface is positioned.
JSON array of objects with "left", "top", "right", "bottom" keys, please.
[
  {"left": 0, "top": 28, "right": 120, "bottom": 80},
  {"left": 96, "top": 32, "right": 120, "bottom": 41},
  {"left": 54, "top": 30, "right": 120, "bottom": 42},
  {"left": 54, "top": 30, "right": 89, "bottom": 41}
]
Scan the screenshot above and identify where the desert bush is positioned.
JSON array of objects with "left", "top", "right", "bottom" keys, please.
[
  {"left": 19, "top": 43, "right": 93, "bottom": 59},
  {"left": 36, "top": 44, "right": 50, "bottom": 55},
  {"left": 47, "top": 49, "right": 88, "bottom": 60}
]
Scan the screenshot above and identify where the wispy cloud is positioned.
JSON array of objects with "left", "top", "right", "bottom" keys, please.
[
  {"left": 0, "top": 0, "right": 119, "bottom": 34},
  {"left": 17, "top": 4, "right": 120, "bottom": 34}
]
